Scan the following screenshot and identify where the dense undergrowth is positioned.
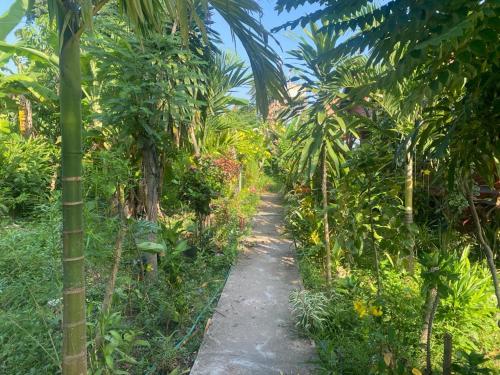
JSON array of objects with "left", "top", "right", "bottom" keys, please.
[
  {"left": 0, "top": 126, "right": 268, "bottom": 374},
  {"left": 281, "top": 184, "right": 499, "bottom": 374},
  {"left": 275, "top": 143, "right": 500, "bottom": 374},
  {"left": 269, "top": 1, "right": 500, "bottom": 373}
]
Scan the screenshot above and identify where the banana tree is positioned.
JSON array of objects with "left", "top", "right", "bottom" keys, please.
[
  {"left": 0, "top": 0, "right": 28, "bottom": 41},
  {"left": 0, "top": 1, "right": 58, "bottom": 136}
]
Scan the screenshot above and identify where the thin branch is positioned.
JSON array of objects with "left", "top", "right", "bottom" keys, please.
[
  {"left": 466, "top": 188, "right": 500, "bottom": 309},
  {"left": 95, "top": 185, "right": 127, "bottom": 350}
]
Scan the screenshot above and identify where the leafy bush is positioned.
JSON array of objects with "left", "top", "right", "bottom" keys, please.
[
  {"left": 291, "top": 255, "right": 499, "bottom": 374},
  {"left": 179, "top": 158, "right": 225, "bottom": 218},
  {"left": 0, "top": 134, "right": 57, "bottom": 213}
]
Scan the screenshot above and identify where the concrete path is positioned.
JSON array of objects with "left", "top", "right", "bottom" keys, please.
[{"left": 190, "top": 193, "right": 316, "bottom": 375}]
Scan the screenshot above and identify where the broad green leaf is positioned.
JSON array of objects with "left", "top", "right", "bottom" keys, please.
[
  {"left": 0, "top": 41, "right": 59, "bottom": 67},
  {"left": 174, "top": 240, "right": 188, "bottom": 253},
  {"left": 317, "top": 111, "right": 326, "bottom": 124},
  {"left": 0, "top": 0, "right": 28, "bottom": 41},
  {"left": 136, "top": 241, "right": 167, "bottom": 254}
]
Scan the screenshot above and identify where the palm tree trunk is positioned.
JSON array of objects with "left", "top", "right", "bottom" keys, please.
[
  {"left": 442, "top": 332, "right": 453, "bottom": 375},
  {"left": 58, "top": 15, "right": 86, "bottom": 375},
  {"left": 322, "top": 148, "right": 332, "bottom": 283},
  {"left": 420, "top": 286, "right": 438, "bottom": 345},
  {"left": 142, "top": 141, "right": 160, "bottom": 277},
  {"left": 405, "top": 146, "right": 415, "bottom": 273},
  {"left": 425, "top": 290, "right": 440, "bottom": 375}
]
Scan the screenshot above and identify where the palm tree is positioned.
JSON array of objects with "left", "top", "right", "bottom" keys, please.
[
  {"left": 283, "top": 23, "right": 355, "bottom": 283},
  {"left": 196, "top": 52, "right": 252, "bottom": 153}
]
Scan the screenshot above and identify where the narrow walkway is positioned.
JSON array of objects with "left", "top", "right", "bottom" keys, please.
[{"left": 190, "top": 193, "right": 316, "bottom": 375}]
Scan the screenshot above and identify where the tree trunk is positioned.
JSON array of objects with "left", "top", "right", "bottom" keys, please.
[
  {"left": 18, "top": 95, "right": 33, "bottom": 138},
  {"left": 405, "top": 145, "right": 415, "bottom": 274},
  {"left": 173, "top": 126, "right": 180, "bottom": 149},
  {"left": 189, "top": 122, "right": 200, "bottom": 158},
  {"left": 322, "top": 148, "right": 332, "bottom": 283},
  {"left": 421, "top": 287, "right": 438, "bottom": 345},
  {"left": 89, "top": 60, "right": 103, "bottom": 130},
  {"left": 442, "top": 332, "right": 452, "bottom": 375},
  {"left": 58, "top": 14, "right": 86, "bottom": 375},
  {"left": 425, "top": 290, "right": 440, "bottom": 375},
  {"left": 238, "top": 167, "right": 243, "bottom": 193},
  {"left": 142, "top": 141, "right": 160, "bottom": 277},
  {"left": 466, "top": 190, "right": 500, "bottom": 310}
]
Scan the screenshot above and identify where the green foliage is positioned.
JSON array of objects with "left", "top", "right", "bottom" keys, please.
[
  {"left": 0, "top": 201, "right": 62, "bottom": 374},
  {"left": 87, "top": 16, "right": 203, "bottom": 150},
  {"left": 83, "top": 149, "right": 132, "bottom": 202},
  {"left": 288, "top": 259, "right": 499, "bottom": 374},
  {"left": 200, "top": 110, "right": 267, "bottom": 160},
  {"left": 289, "top": 289, "right": 329, "bottom": 335},
  {"left": 0, "top": 134, "right": 57, "bottom": 213},
  {"left": 276, "top": 0, "right": 500, "bottom": 185},
  {"left": 179, "top": 158, "right": 225, "bottom": 218},
  {"left": 0, "top": 0, "right": 28, "bottom": 41},
  {"left": 0, "top": 178, "right": 265, "bottom": 374}
]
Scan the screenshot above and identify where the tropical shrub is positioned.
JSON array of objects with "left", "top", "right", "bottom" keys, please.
[
  {"left": 179, "top": 158, "right": 225, "bottom": 219},
  {"left": 0, "top": 134, "right": 57, "bottom": 213}
]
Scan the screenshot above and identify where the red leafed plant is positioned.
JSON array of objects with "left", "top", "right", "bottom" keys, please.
[{"left": 213, "top": 156, "right": 240, "bottom": 180}]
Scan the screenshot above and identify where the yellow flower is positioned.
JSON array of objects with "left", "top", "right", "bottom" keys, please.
[
  {"left": 422, "top": 169, "right": 431, "bottom": 176},
  {"left": 310, "top": 231, "right": 321, "bottom": 245},
  {"left": 145, "top": 264, "right": 153, "bottom": 273},
  {"left": 370, "top": 305, "right": 383, "bottom": 317},
  {"left": 353, "top": 300, "right": 368, "bottom": 317}
]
